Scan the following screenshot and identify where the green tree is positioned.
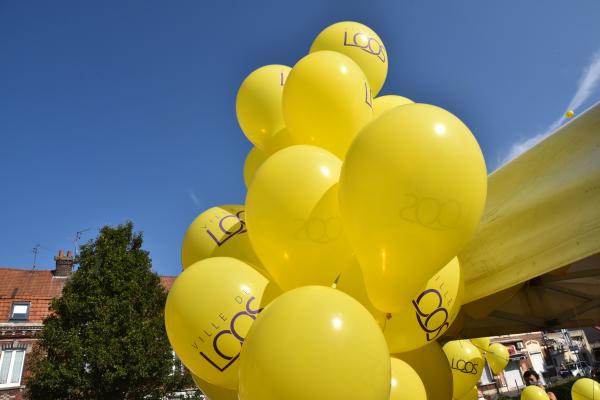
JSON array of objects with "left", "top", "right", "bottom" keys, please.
[{"left": 26, "top": 222, "right": 197, "bottom": 399}]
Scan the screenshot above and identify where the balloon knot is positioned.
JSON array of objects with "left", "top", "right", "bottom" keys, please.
[{"left": 331, "top": 273, "right": 341, "bottom": 289}]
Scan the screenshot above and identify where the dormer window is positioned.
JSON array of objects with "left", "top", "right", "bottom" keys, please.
[{"left": 10, "top": 302, "right": 30, "bottom": 321}]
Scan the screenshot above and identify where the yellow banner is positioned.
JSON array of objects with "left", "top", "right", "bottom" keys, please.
[{"left": 459, "top": 102, "right": 600, "bottom": 302}]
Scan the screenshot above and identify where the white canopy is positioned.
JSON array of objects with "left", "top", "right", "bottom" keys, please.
[{"left": 452, "top": 102, "right": 600, "bottom": 337}]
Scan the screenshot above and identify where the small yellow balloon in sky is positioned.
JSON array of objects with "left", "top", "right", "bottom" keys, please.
[{"left": 565, "top": 110, "right": 574, "bottom": 118}]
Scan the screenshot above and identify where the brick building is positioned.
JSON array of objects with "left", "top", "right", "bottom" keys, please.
[
  {"left": 0, "top": 251, "right": 175, "bottom": 400},
  {"left": 478, "top": 329, "right": 599, "bottom": 398},
  {"left": 478, "top": 332, "right": 550, "bottom": 396}
]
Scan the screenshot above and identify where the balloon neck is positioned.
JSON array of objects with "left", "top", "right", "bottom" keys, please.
[
  {"left": 331, "top": 273, "right": 341, "bottom": 289},
  {"left": 385, "top": 313, "right": 392, "bottom": 320}
]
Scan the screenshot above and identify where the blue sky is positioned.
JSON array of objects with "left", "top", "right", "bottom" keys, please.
[{"left": 1, "top": 0, "right": 600, "bottom": 277}]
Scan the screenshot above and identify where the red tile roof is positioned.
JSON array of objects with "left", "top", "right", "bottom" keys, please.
[
  {"left": 0, "top": 267, "right": 176, "bottom": 323},
  {"left": 159, "top": 276, "right": 176, "bottom": 291},
  {"left": 0, "top": 268, "right": 69, "bottom": 322},
  {"left": 0, "top": 268, "right": 67, "bottom": 299}
]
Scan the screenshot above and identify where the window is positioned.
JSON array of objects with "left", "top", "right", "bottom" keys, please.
[
  {"left": 516, "top": 342, "right": 524, "bottom": 350},
  {"left": 10, "top": 302, "right": 30, "bottom": 321},
  {"left": 0, "top": 349, "right": 25, "bottom": 388}
]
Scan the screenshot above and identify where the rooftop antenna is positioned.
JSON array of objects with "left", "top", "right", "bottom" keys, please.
[
  {"left": 32, "top": 244, "right": 40, "bottom": 269},
  {"left": 73, "top": 228, "right": 91, "bottom": 258}
]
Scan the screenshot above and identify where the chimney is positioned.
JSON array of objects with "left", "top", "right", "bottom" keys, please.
[{"left": 54, "top": 249, "right": 74, "bottom": 277}]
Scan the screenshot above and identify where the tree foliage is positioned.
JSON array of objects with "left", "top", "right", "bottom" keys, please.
[{"left": 27, "top": 222, "right": 196, "bottom": 399}]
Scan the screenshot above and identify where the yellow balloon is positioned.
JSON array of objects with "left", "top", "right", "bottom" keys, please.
[
  {"left": 373, "top": 95, "right": 414, "bottom": 119},
  {"left": 455, "top": 386, "right": 478, "bottom": 400},
  {"left": 338, "top": 257, "right": 462, "bottom": 350},
  {"left": 390, "top": 357, "right": 427, "bottom": 400},
  {"left": 263, "top": 127, "right": 294, "bottom": 154},
  {"left": 334, "top": 257, "right": 386, "bottom": 328},
  {"left": 243, "top": 129, "right": 296, "bottom": 188},
  {"left": 521, "top": 386, "right": 550, "bottom": 400},
  {"left": 181, "top": 205, "right": 261, "bottom": 270},
  {"left": 310, "top": 21, "right": 388, "bottom": 95},
  {"left": 566, "top": 110, "right": 575, "bottom": 119},
  {"left": 192, "top": 373, "right": 238, "bottom": 400},
  {"left": 339, "top": 103, "right": 487, "bottom": 312},
  {"left": 282, "top": 51, "right": 372, "bottom": 158},
  {"left": 165, "top": 257, "right": 270, "bottom": 389},
  {"left": 442, "top": 340, "right": 484, "bottom": 399},
  {"left": 238, "top": 286, "right": 391, "bottom": 400},
  {"left": 384, "top": 257, "right": 463, "bottom": 353},
  {"left": 572, "top": 378, "right": 600, "bottom": 400},
  {"left": 243, "top": 147, "right": 268, "bottom": 188},
  {"left": 246, "top": 145, "right": 355, "bottom": 290},
  {"left": 394, "top": 342, "right": 453, "bottom": 400},
  {"left": 470, "top": 337, "right": 491, "bottom": 353},
  {"left": 236, "top": 65, "right": 291, "bottom": 149},
  {"left": 486, "top": 343, "right": 509, "bottom": 374}
]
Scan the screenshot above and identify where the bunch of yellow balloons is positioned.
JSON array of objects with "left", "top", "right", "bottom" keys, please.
[{"left": 165, "top": 20, "right": 489, "bottom": 400}]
